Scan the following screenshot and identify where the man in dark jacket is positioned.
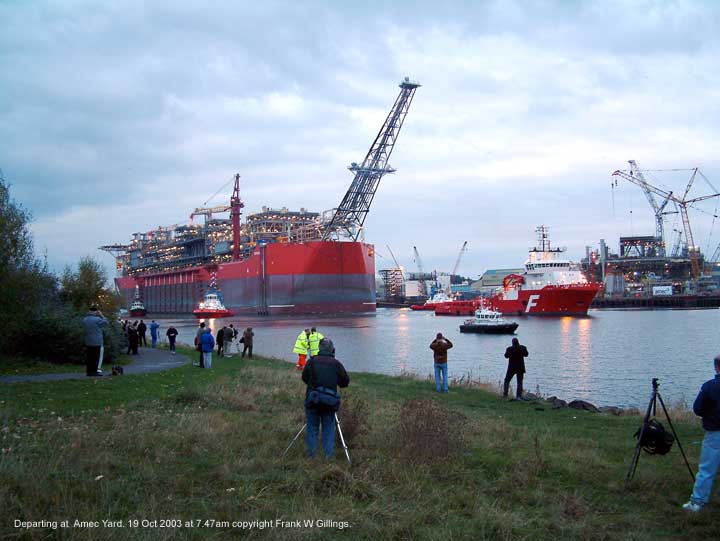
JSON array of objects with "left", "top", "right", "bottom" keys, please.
[
  {"left": 216, "top": 326, "right": 225, "bottom": 356},
  {"left": 301, "top": 338, "right": 349, "bottom": 458},
  {"left": 241, "top": 327, "right": 254, "bottom": 358},
  {"left": 137, "top": 320, "right": 147, "bottom": 347},
  {"left": 503, "top": 337, "right": 529, "bottom": 399},
  {"left": 683, "top": 355, "right": 720, "bottom": 512},
  {"left": 429, "top": 333, "right": 453, "bottom": 393}
]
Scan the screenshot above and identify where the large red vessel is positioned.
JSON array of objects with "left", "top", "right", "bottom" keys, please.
[
  {"left": 102, "top": 78, "right": 420, "bottom": 317},
  {"left": 490, "top": 226, "right": 600, "bottom": 316}
]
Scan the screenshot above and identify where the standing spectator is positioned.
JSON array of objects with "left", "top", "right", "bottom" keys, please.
[
  {"left": 429, "top": 333, "right": 453, "bottom": 393},
  {"left": 308, "top": 327, "right": 324, "bottom": 358},
  {"left": 149, "top": 320, "right": 160, "bottom": 348},
  {"left": 683, "top": 354, "right": 720, "bottom": 512},
  {"left": 301, "top": 338, "right": 349, "bottom": 458},
  {"left": 242, "top": 327, "right": 254, "bottom": 358},
  {"left": 195, "top": 322, "right": 206, "bottom": 367},
  {"left": 223, "top": 325, "right": 235, "bottom": 357},
  {"left": 137, "top": 320, "right": 147, "bottom": 347},
  {"left": 216, "top": 326, "right": 225, "bottom": 356},
  {"left": 503, "top": 337, "right": 529, "bottom": 400},
  {"left": 232, "top": 324, "right": 241, "bottom": 353},
  {"left": 293, "top": 328, "right": 310, "bottom": 371},
  {"left": 200, "top": 328, "right": 215, "bottom": 369},
  {"left": 83, "top": 305, "right": 108, "bottom": 377},
  {"left": 166, "top": 326, "right": 178, "bottom": 355},
  {"left": 127, "top": 322, "right": 139, "bottom": 355}
]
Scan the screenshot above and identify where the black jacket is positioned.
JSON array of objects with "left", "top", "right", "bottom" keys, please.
[
  {"left": 504, "top": 344, "right": 529, "bottom": 373},
  {"left": 693, "top": 374, "right": 720, "bottom": 431},
  {"left": 301, "top": 353, "right": 350, "bottom": 399}
]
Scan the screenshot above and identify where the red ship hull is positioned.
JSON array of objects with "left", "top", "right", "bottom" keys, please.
[
  {"left": 491, "top": 284, "right": 601, "bottom": 316},
  {"left": 434, "top": 300, "right": 480, "bottom": 316},
  {"left": 115, "top": 241, "right": 376, "bottom": 316},
  {"left": 410, "top": 304, "right": 436, "bottom": 311}
]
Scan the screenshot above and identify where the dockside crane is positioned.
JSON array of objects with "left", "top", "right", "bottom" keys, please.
[
  {"left": 322, "top": 77, "right": 421, "bottom": 241},
  {"left": 612, "top": 167, "right": 720, "bottom": 278},
  {"left": 451, "top": 241, "right": 469, "bottom": 278},
  {"left": 628, "top": 160, "right": 674, "bottom": 256}
]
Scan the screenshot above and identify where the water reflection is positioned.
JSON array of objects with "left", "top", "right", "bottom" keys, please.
[{"left": 151, "top": 308, "right": 720, "bottom": 407}]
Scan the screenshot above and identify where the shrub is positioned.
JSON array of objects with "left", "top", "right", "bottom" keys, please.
[
  {"left": 336, "top": 396, "right": 369, "bottom": 443},
  {"left": 390, "top": 398, "right": 468, "bottom": 464}
]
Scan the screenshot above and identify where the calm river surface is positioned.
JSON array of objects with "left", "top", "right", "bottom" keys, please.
[{"left": 149, "top": 308, "right": 719, "bottom": 408}]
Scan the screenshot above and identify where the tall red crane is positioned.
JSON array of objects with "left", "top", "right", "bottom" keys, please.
[{"left": 230, "top": 173, "right": 244, "bottom": 261}]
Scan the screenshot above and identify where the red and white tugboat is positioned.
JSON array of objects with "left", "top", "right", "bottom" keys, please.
[
  {"left": 129, "top": 286, "right": 146, "bottom": 317},
  {"left": 491, "top": 226, "right": 600, "bottom": 316},
  {"left": 193, "top": 273, "right": 234, "bottom": 319}
]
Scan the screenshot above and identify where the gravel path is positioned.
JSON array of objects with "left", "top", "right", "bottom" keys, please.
[{"left": 0, "top": 347, "right": 189, "bottom": 384}]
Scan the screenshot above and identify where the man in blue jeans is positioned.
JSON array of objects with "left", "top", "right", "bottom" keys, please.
[
  {"left": 683, "top": 354, "right": 720, "bottom": 512},
  {"left": 301, "top": 338, "right": 349, "bottom": 458},
  {"left": 429, "top": 333, "right": 453, "bottom": 393}
]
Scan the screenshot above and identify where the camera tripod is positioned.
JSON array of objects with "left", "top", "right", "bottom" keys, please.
[
  {"left": 282, "top": 413, "right": 351, "bottom": 464},
  {"left": 625, "top": 378, "right": 695, "bottom": 486}
]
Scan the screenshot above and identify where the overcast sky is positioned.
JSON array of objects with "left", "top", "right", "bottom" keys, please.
[{"left": 3, "top": 0, "right": 720, "bottom": 278}]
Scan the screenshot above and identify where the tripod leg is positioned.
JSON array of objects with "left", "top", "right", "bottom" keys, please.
[
  {"left": 335, "top": 413, "right": 351, "bottom": 465},
  {"left": 626, "top": 391, "right": 656, "bottom": 486},
  {"left": 282, "top": 424, "right": 306, "bottom": 459},
  {"left": 657, "top": 393, "right": 696, "bottom": 483}
]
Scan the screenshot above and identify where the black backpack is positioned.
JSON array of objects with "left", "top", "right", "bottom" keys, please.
[{"left": 634, "top": 419, "right": 674, "bottom": 455}]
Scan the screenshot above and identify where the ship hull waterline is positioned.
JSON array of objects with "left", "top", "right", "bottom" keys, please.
[{"left": 116, "top": 241, "right": 377, "bottom": 317}]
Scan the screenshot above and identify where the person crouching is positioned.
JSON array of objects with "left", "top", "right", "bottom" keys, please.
[{"left": 301, "top": 338, "right": 349, "bottom": 459}]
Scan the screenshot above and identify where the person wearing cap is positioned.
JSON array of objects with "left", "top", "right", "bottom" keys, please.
[
  {"left": 429, "top": 332, "right": 453, "bottom": 393},
  {"left": 301, "top": 338, "right": 350, "bottom": 458},
  {"left": 83, "top": 305, "right": 108, "bottom": 376},
  {"left": 308, "top": 327, "right": 324, "bottom": 357},
  {"left": 683, "top": 354, "right": 720, "bottom": 513},
  {"left": 293, "top": 328, "right": 310, "bottom": 370},
  {"left": 503, "top": 337, "right": 529, "bottom": 400}
]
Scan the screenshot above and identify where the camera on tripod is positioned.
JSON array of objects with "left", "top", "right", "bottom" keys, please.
[{"left": 626, "top": 378, "right": 694, "bottom": 486}]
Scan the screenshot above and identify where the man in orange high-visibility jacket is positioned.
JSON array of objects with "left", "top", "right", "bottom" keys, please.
[{"left": 293, "top": 328, "right": 310, "bottom": 370}]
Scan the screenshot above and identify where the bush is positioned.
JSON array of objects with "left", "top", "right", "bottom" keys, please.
[{"left": 390, "top": 398, "right": 469, "bottom": 464}]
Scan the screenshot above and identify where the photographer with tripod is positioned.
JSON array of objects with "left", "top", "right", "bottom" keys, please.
[
  {"left": 301, "top": 338, "right": 349, "bottom": 459},
  {"left": 683, "top": 354, "right": 720, "bottom": 513}
]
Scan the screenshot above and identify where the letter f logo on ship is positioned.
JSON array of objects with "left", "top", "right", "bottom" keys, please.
[{"left": 525, "top": 294, "right": 540, "bottom": 313}]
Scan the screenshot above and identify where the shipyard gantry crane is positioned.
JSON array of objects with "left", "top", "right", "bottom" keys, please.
[
  {"left": 612, "top": 167, "right": 720, "bottom": 278},
  {"left": 628, "top": 160, "right": 674, "bottom": 256},
  {"left": 322, "top": 77, "right": 421, "bottom": 241}
]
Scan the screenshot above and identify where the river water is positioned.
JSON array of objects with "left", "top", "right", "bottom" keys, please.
[{"left": 146, "top": 308, "right": 719, "bottom": 408}]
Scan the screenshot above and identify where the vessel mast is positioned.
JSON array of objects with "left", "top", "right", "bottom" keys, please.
[
  {"left": 323, "top": 77, "right": 420, "bottom": 240},
  {"left": 230, "top": 173, "right": 244, "bottom": 261}
]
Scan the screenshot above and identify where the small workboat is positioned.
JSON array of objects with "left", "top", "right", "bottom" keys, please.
[
  {"left": 129, "top": 286, "right": 146, "bottom": 317},
  {"left": 459, "top": 307, "right": 519, "bottom": 334},
  {"left": 193, "top": 292, "right": 234, "bottom": 319}
]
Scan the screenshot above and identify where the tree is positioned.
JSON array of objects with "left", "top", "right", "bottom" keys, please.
[{"left": 60, "top": 256, "right": 120, "bottom": 314}]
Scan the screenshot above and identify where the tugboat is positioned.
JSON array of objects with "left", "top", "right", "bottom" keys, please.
[
  {"left": 129, "top": 286, "right": 146, "bottom": 317},
  {"left": 459, "top": 306, "right": 519, "bottom": 334},
  {"left": 193, "top": 273, "right": 234, "bottom": 319}
]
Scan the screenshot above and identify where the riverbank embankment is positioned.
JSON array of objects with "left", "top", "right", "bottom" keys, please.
[{"left": 1, "top": 347, "right": 715, "bottom": 540}]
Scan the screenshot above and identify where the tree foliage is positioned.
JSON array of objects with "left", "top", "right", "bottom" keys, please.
[{"left": 0, "top": 176, "right": 121, "bottom": 362}]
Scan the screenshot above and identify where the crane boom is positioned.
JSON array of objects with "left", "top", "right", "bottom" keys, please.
[
  {"left": 413, "top": 246, "right": 427, "bottom": 297},
  {"left": 451, "top": 241, "right": 468, "bottom": 276},
  {"left": 323, "top": 78, "right": 420, "bottom": 240}
]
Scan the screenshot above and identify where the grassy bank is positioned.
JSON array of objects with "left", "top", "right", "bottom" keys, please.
[{"left": 1, "top": 347, "right": 717, "bottom": 540}]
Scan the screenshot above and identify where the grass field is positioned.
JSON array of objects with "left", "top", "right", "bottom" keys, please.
[
  {"left": 1, "top": 347, "right": 718, "bottom": 540},
  {"left": 0, "top": 355, "right": 132, "bottom": 377}
]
